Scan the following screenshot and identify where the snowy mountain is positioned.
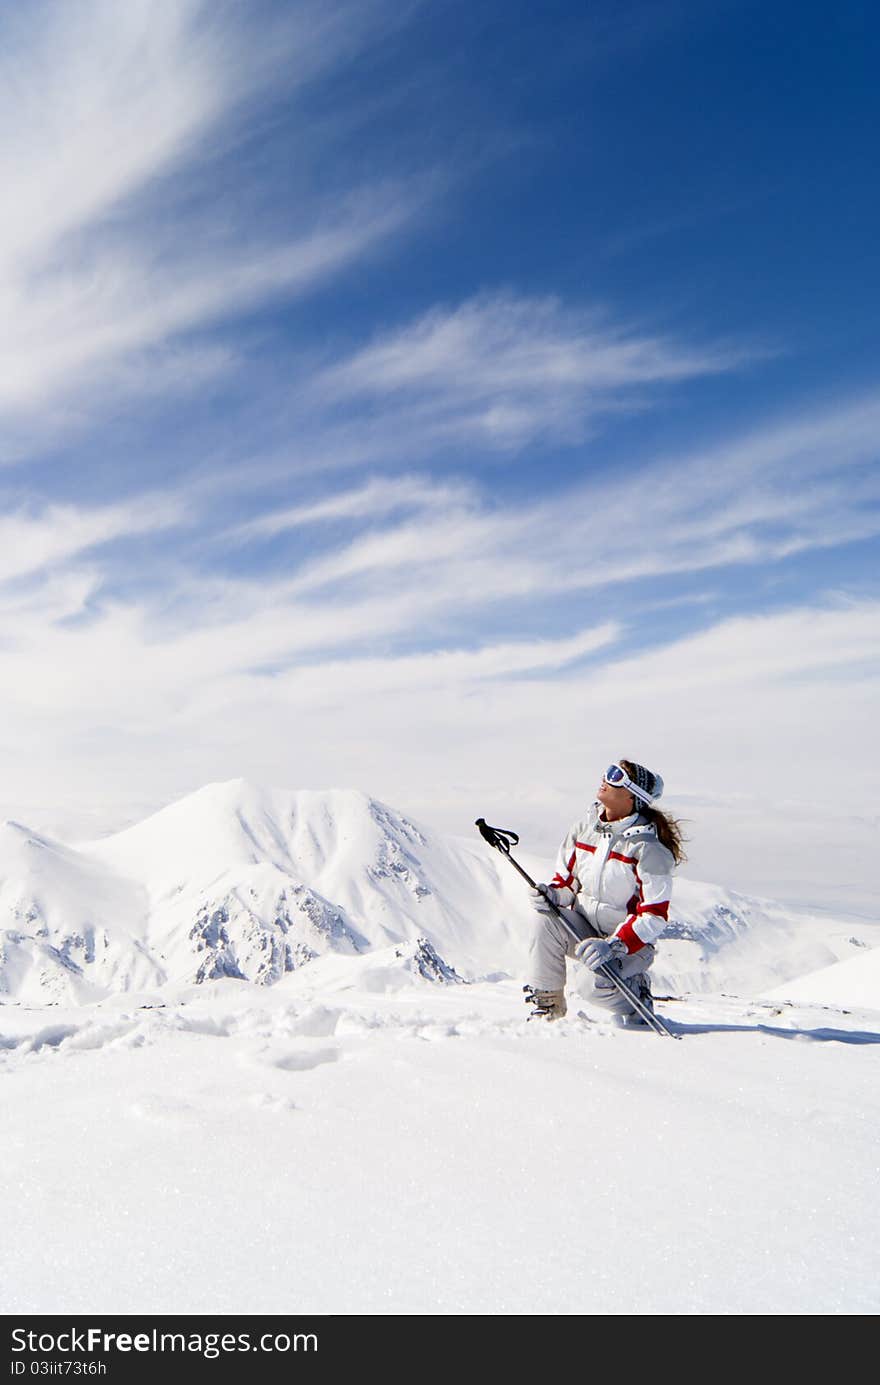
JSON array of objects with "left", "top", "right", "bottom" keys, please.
[
  {"left": 0, "top": 781, "right": 528, "bottom": 1002},
  {"left": 0, "top": 820, "right": 160, "bottom": 1003},
  {"left": 0, "top": 778, "right": 874, "bottom": 1005}
]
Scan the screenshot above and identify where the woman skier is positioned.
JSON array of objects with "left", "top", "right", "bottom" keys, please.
[{"left": 525, "top": 759, "right": 685, "bottom": 1025}]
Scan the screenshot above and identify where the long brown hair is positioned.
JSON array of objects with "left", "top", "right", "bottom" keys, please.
[{"left": 620, "top": 760, "right": 688, "bottom": 865}]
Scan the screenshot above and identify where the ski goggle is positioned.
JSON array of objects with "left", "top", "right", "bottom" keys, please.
[{"left": 603, "top": 763, "right": 648, "bottom": 799}]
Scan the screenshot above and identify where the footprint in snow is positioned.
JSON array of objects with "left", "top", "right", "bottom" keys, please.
[
  {"left": 250, "top": 1092, "right": 298, "bottom": 1113},
  {"left": 280, "top": 1006, "right": 341, "bottom": 1039},
  {"left": 127, "top": 1095, "right": 198, "bottom": 1128},
  {"left": 267, "top": 1046, "right": 340, "bottom": 1072},
  {"left": 19, "top": 1024, "right": 80, "bottom": 1053},
  {"left": 234, "top": 1040, "right": 342, "bottom": 1074}
]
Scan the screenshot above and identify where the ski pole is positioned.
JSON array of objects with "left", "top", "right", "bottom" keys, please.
[{"left": 475, "top": 818, "right": 678, "bottom": 1038}]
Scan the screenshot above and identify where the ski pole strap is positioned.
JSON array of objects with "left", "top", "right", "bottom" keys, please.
[{"left": 474, "top": 819, "right": 519, "bottom": 855}]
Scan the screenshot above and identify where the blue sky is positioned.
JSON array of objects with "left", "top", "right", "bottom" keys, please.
[{"left": 0, "top": 0, "right": 878, "bottom": 910}]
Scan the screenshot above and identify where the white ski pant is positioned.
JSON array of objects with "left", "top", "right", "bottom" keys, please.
[{"left": 528, "top": 910, "right": 655, "bottom": 1014}]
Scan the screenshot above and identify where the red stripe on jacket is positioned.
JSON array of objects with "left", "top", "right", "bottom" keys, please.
[
  {"left": 636, "top": 901, "right": 669, "bottom": 919},
  {"left": 615, "top": 919, "right": 644, "bottom": 953},
  {"left": 551, "top": 850, "right": 578, "bottom": 890},
  {"left": 615, "top": 902, "right": 670, "bottom": 953}
]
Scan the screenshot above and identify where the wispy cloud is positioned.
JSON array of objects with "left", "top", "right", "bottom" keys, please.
[
  {"left": 0, "top": 199, "right": 414, "bottom": 421},
  {"left": 310, "top": 291, "right": 753, "bottom": 449},
  {"left": 4, "top": 385, "right": 874, "bottom": 669},
  {"left": 0, "top": 1, "right": 420, "bottom": 443},
  {"left": 226, "top": 474, "right": 478, "bottom": 542},
  {"left": 258, "top": 623, "right": 622, "bottom": 696},
  {"left": 2, "top": 390, "right": 877, "bottom": 718},
  {"left": 0, "top": 495, "right": 185, "bottom": 585},
  {"left": 205, "top": 390, "right": 880, "bottom": 624},
  {"left": 0, "top": 0, "right": 393, "bottom": 266}
]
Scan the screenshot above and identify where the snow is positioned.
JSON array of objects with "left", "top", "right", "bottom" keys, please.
[
  {"left": 763, "top": 944, "right": 880, "bottom": 1011},
  {"left": 1, "top": 780, "right": 878, "bottom": 1315}
]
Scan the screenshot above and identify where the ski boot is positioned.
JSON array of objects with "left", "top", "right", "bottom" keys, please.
[
  {"left": 614, "top": 973, "right": 654, "bottom": 1029},
  {"left": 523, "top": 985, "right": 567, "bottom": 1021}
]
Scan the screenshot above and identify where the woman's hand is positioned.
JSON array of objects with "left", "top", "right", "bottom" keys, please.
[
  {"left": 574, "top": 936, "right": 628, "bottom": 971},
  {"left": 530, "top": 884, "right": 560, "bottom": 916}
]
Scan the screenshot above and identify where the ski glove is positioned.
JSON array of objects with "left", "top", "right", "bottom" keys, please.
[
  {"left": 530, "top": 884, "right": 561, "bottom": 916},
  {"left": 575, "top": 936, "right": 628, "bottom": 972}
]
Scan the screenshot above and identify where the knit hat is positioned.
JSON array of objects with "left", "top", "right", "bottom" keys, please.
[{"left": 609, "top": 760, "right": 664, "bottom": 806}]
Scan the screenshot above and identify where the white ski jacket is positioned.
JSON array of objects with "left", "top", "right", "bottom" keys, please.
[{"left": 548, "top": 803, "right": 674, "bottom": 954}]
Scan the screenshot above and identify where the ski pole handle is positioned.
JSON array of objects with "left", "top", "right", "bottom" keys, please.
[
  {"left": 475, "top": 818, "right": 586, "bottom": 935},
  {"left": 475, "top": 818, "right": 542, "bottom": 892}
]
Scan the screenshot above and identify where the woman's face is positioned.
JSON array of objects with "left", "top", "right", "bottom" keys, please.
[{"left": 597, "top": 777, "right": 635, "bottom": 820}]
